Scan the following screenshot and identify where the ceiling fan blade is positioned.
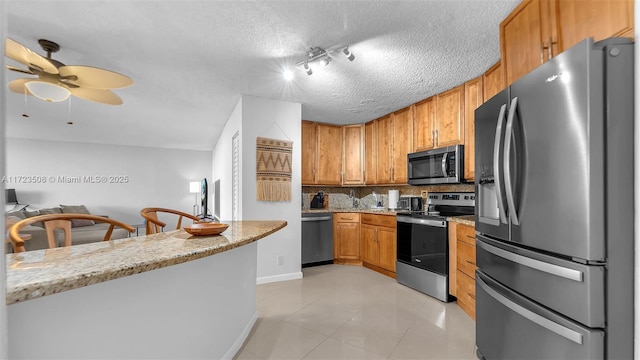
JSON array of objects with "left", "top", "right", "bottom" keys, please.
[
  {"left": 59, "top": 65, "right": 133, "bottom": 89},
  {"left": 6, "top": 65, "right": 35, "bottom": 75},
  {"left": 5, "top": 38, "right": 59, "bottom": 74},
  {"left": 7, "top": 78, "right": 34, "bottom": 94},
  {"left": 69, "top": 87, "right": 123, "bottom": 105}
]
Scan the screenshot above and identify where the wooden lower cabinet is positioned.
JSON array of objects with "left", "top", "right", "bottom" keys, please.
[
  {"left": 360, "top": 214, "right": 396, "bottom": 278},
  {"left": 455, "top": 223, "right": 477, "bottom": 319},
  {"left": 333, "top": 213, "right": 361, "bottom": 265}
]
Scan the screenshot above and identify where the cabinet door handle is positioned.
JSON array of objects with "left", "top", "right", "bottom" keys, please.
[
  {"left": 465, "top": 260, "right": 476, "bottom": 266},
  {"left": 435, "top": 130, "right": 439, "bottom": 146},
  {"left": 540, "top": 42, "right": 546, "bottom": 64}
]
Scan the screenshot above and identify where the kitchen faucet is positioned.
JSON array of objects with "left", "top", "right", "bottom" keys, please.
[{"left": 349, "top": 189, "right": 359, "bottom": 208}]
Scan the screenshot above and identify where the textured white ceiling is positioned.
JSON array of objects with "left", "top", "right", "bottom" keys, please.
[{"left": 5, "top": 0, "right": 520, "bottom": 151}]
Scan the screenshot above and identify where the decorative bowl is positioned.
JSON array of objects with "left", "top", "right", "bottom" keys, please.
[{"left": 183, "top": 222, "right": 229, "bottom": 236}]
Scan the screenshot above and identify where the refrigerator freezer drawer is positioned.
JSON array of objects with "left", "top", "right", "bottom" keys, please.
[
  {"left": 476, "top": 272, "right": 604, "bottom": 360},
  {"left": 476, "top": 235, "right": 604, "bottom": 328}
]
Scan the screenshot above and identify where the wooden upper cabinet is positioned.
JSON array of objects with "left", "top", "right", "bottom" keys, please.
[
  {"left": 464, "top": 77, "right": 483, "bottom": 182},
  {"left": 342, "top": 124, "right": 365, "bottom": 185},
  {"left": 413, "top": 97, "right": 436, "bottom": 151},
  {"left": 301, "top": 120, "right": 317, "bottom": 185},
  {"left": 501, "top": 0, "right": 549, "bottom": 85},
  {"left": 375, "top": 115, "right": 392, "bottom": 184},
  {"left": 364, "top": 121, "right": 377, "bottom": 184},
  {"left": 556, "top": 0, "right": 634, "bottom": 50},
  {"left": 315, "top": 123, "right": 343, "bottom": 185},
  {"left": 501, "top": 0, "right": 634, "bottom": 86},
  {"left": 435, "top": 85, "right": 465, "bottom": 147},
  {"left": 483, "top": 61, "right": 505, "bottom": 101},
  {"left": 391, "top": 106, "right": 413, "bottom": 184}
]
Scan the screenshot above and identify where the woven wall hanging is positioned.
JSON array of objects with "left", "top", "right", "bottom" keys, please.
[{"left": 256, "top": 137, "right": 292, "bottom": 201}]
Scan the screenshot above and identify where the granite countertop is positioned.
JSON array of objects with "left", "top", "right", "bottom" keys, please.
[
  {"left": 303, "top": 208, "right": 476, "bottom": 226},
  {"left": 6, "top": 220, "right": 287, "bottom": 305},
  {"left": 302, "top": 208, "right": 405, "bottom": 216},
  {"left": 446, "top": 215, "right": 475, "bottom": 227}
]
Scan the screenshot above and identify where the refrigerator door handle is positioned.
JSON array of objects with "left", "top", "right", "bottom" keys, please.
[
  {"left": 493, "top": 104, "right": 508, "bottom": 224},
  {"left": 504, "top": 97, "right": 520, "bottom": 226},
  {"left": 477, "top": 275, "right": 584, "bottom": 345},
  {"left": 441, "top": 153, "right": 448, "bottom": 177},
  {"left": 476, "top": 239, "right": 583, "bottom": 282}
]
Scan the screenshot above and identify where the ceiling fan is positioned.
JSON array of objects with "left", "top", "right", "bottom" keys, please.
[{"left": 4, "top": 38, "right": 133, "bottom": 105}]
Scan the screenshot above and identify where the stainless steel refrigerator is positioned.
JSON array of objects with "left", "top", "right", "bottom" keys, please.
[{"left": 474, "top": 37, "right": 634, "bottom": 360}]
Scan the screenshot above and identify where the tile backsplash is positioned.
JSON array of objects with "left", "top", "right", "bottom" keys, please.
[{"left": 302, "top": 184, "right": 474, "bottom": 210}]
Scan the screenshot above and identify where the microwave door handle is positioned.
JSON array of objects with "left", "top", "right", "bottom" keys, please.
[
  {"left": 441, "top": 153, "right": 448, "bottom": 177},
  {"left": 504, "top": 97, "right": 520, "bottom": 226},
  {"left": 493, "top": 104, "right": 508, "bottom": 224}
]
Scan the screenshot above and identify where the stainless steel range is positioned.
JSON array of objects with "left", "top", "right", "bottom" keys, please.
[{"left": 396, "top": 192, "right": 475, "bottom": 302}]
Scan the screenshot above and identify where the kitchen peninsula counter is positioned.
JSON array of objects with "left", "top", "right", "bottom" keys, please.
[
  {"left": 6, "top": 220, "right": 287, "bottom": 305},
  {"left": 7, "top": 220, "right": 287, "bottom": 360}
]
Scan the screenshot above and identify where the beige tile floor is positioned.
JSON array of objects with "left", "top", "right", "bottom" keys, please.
[{"left": 235, "top": 264, "right": 477, "bottom": 360}]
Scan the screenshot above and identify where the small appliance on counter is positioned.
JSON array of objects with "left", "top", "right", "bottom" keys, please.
[
  {"left": 310, "top": 190, "right": 325, "bottom": 209},
  {"left": 397, "top": 196, "right": 423, "bottom": 211},
  {"left": 388, "top": 190, "right": 399, "bottom": 209}
]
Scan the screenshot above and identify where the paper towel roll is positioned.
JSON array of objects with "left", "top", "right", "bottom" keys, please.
[{"left": 388, "top": 190, "right": 399, "bottom": 209}]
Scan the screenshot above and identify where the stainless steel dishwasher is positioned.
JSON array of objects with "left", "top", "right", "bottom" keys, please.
[{"left": 301, "top": 212, "right": 333, "bottom": 267}]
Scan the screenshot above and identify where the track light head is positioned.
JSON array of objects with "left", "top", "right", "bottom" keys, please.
[
  {"left": 304, "top": 63, "right": 313, "bottom": 75},
  {"left": 320, "top": 56, "right": 331, "bottom": 66},
  {"left": 343, "top": 47, "right": 355, "bottom": 61}
]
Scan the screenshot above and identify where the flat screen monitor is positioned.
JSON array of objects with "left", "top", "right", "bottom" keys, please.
[
  {"left": 200, "top": 178, "right": 213, "bottom": 220},
  {"left": 5, "top": 189, "right": 18, "bottom": 204}
]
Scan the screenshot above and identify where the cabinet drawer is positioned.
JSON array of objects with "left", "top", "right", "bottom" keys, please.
[
  {"left": 361, "top": 214, "right": 396, "bottom": 227},
  {"left": 456, "top": 270, "right": 476, "bottom": 319},
  {"left": 457, "top": 240, "right": 477, "bottom": 278},
  {"left": 334, "top": 213, "right": 360, "bottom": 222},
  {"left": 456, "top": 224, "right": 475, "bottom": 245}
]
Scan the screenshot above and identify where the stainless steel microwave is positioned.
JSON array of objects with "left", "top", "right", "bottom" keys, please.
[{"left": 407, "top": 145, "right": 464, "bottom": 185}]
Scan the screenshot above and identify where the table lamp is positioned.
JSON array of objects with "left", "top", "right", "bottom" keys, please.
[{"left": 189, "top": 181, "right": 200, "bottom": 216}]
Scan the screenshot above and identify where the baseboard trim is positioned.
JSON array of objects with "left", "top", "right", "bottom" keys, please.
[
  {"left": 223, "top": 311, "right": 258, "bottom": 360},
  {"left": 256, "top": 271, "right": 303, "bottom": 285}
]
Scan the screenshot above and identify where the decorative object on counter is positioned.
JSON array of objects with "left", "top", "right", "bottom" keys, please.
[
  {"left": 310, "top": 190, "right": 326, "bottom": 208},
  {"left": 388, "top": 190, "right": 399, "bottom": 209},
  {"left": 183, "top": 222, "right": 228, "bottom": 236},
  {"left": 256, "top": 136, "right": 292, "bottom": 201}
]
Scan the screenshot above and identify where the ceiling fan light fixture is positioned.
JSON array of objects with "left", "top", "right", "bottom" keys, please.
[
  {"left": 304, "top": 63, "right": 313, "bottom": 75},
  {"left": 24, "top": 81, "right": 71, "bottom": 102}
]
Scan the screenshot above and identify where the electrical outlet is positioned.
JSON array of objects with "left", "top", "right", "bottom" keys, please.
[
  {"left": 421, "top": 190, "right": 428, "bottom": 198},
  {"left": 277, "top": 255, "right": 284, "bottom": 265}
]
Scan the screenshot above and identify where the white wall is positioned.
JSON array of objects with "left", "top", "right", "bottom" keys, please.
[
  {"left": 212, "top": 95, "right": 302, "bottom": 283},
  {"left": 241, "top": 96, "right": 302, "bottom": 283},
  {"left": 212, "top": 98, "right": 242, "bottom": 221},
  {"left": 5, "top": 138, "right": 212, "bottom": 225},
  {"left": 1, "top": 0, "right": 8, "bottom": 358}
]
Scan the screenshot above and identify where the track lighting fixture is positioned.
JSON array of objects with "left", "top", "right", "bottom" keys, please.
[{"left": 287, "top": 45, "right": 356, "bottom": 78}]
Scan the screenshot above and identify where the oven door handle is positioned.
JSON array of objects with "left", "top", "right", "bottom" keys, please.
[{"left": 396, "top": 217, "right": 446, "bottom": 227}]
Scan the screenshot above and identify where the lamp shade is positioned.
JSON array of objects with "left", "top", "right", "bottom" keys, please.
[
  {"left": 25, "top": 81, "right": 71, "bottom": 102},
  {"left": 189, "top": 181, "right": 200, "bottom": 194}
]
